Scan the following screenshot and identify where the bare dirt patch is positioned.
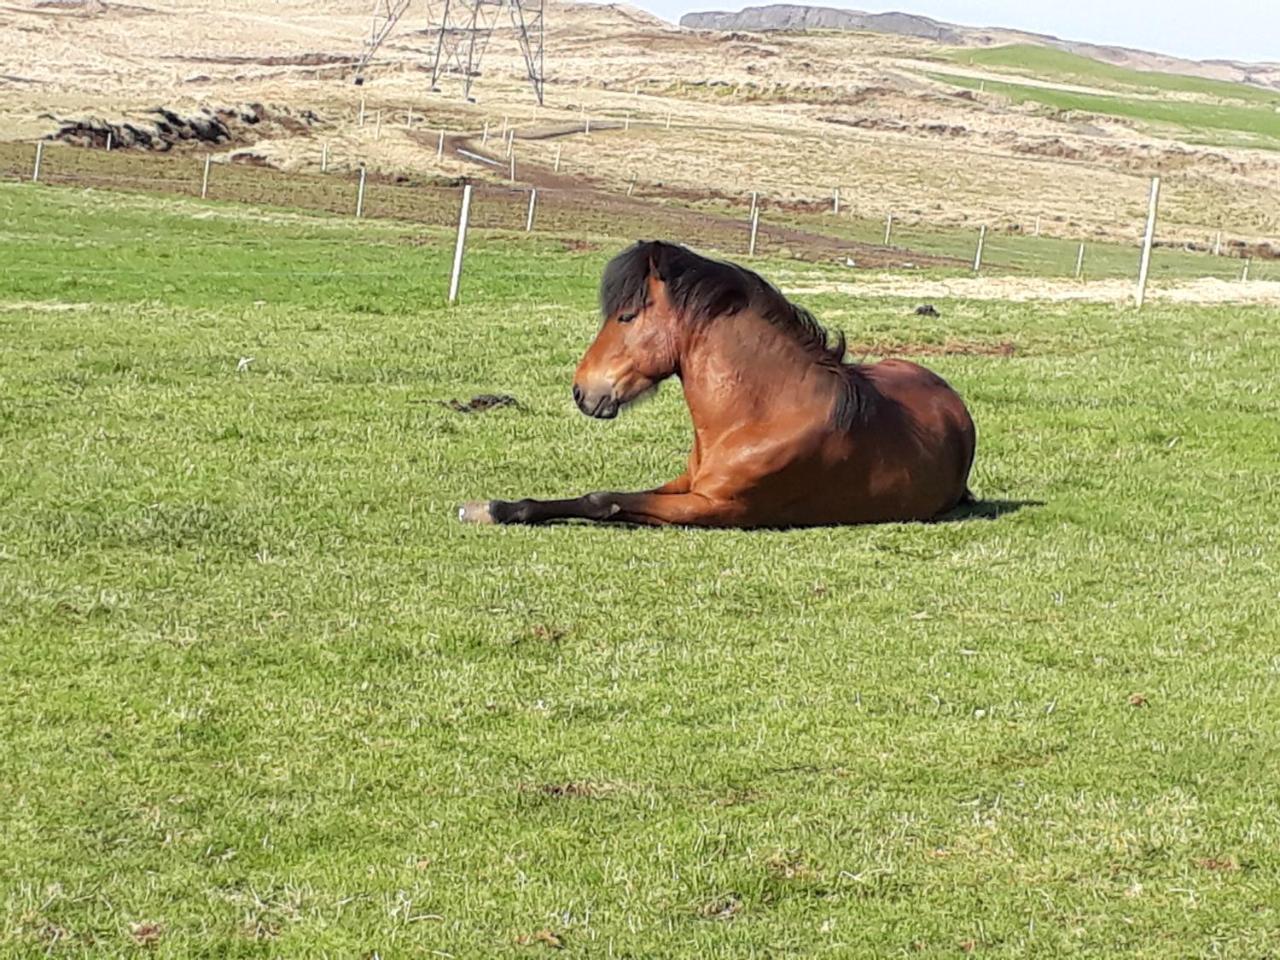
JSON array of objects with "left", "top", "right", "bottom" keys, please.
[
  {"left": 441, "top": 394, "right": 520, "bottom": 414},
  {"left": 789, "top": 275, "right": 1280, "bottom": 305}
]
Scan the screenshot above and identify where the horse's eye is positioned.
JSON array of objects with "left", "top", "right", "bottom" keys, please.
[{"left": 617, "top": 311, "right": 638, "bottom": 323}]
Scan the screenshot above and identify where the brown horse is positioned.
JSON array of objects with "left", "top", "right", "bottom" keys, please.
[{"left": 459, "top": 240, "right": 976, "bottom": 527}]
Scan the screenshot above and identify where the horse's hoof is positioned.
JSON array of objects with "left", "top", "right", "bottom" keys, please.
[{"left": 458, "top": 501, "right": 495, "bottom": 524}]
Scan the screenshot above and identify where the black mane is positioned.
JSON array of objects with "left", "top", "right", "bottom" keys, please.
[{"left": 600, "top": 240, "right": 871, "bottom": 428}]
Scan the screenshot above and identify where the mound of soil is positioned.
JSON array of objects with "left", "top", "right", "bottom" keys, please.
[{"left": 46, "top": 102, "right": 319, "bottom": 151}]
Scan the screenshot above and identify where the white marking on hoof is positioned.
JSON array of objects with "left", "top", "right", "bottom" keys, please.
[{"left": 458, "top": 501, "right": 495, "bottom": 525}]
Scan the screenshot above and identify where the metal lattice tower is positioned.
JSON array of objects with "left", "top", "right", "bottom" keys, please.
[{"left": 352, "top": 0, "right": 545, "bottom": 104}]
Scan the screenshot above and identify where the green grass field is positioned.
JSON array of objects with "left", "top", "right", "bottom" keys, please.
[
  {"left": 946, "top": 44, "right": 1280, "bottom": 106},
  {"left": 3, "top": 184, "right": 1280, "bottom": 958},
  {"left": 928, "top": 71, "right": 1280, "bottom": 152}
]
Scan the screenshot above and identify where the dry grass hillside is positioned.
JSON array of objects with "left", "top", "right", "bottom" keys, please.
[{"left": 2, "top": 0, "right": 1278, "bottom": 249}]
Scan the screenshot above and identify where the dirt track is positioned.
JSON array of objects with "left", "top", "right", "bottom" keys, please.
[{"left": 439, "top": 129, "right": 963, "bottom": 268}]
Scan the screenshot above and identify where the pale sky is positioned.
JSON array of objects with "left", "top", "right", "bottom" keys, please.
[{"left": 631, "top": 0, "right": 1280, "bottom": 64}]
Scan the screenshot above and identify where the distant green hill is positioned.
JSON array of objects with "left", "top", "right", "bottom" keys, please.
[
  {"left": 928, "top": 71, "right": 1280, "bottom": 151},
  {"left": 947, "top": 44, "right": 1280, "bottom": 105}
]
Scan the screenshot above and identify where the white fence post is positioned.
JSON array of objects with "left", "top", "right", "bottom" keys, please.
[
  {"left": 200, "top": 154, "right": 211, "bottom": 198},
  {"left": 405, "top": 108, "right": 413, "bottom": 129},
  {"left": 356, "top": 165, "right": 367, "bottom": 218},
  {"left": 321, "top": 142, "right": 329, "bottom": 173},
  {"left": 1242, "top": 259, "right": 1251, "bottom": 282},
  {"left": 884, "top": 213, "right": 893, "bottom": 246},
  {"left": 509, "top": 150, "right": 515, "bottom": 182},
  {"left": 106, "top": 131, "right": 112, "bottom": 151},
  {"left": 973, "top": 224, "right": 987, "bottom": 272},
  {"left": 32, "top": 141, "right": 43, "bottom": 182},
  {"left": 501, "top": 115, "right": 508, "bottom": 136},
  {"left": 665, "top": 111, "right": 672, "bottom": 130},
  {"left": 832, "top": 187, "right": 839, "bottom": 215},
  {"left": 624, "top": 113, "right": 631, "bottom": 131},
  {"left": 627, "top": 174, "right": 636, "bottom": 197},
  {"left": 525, "top": 188, "right": 537, "bottom": 232},
  {"left": 358, "top": 97, "right": 366, "bottom": 127},
  {"left": 1034, "top": 215, "right": 1041, "bottom": 237},
  {"left": 374, "top": 110, "right": 381, "bottom": 140},
  {"left": 482, "top": 120, "right": 490, "bottom": 145},
  {"left": 750, "top": 191, "right": 758, "bottom": 221},
  {"left": 584, "top": 117, "right": 591, "bottom": 136},
  {"left": 437, "top": 130, "right": 445, "bottom": 161},
  {"left": 1213, "top": 231, "right": 1222, "bottom": 256},
  {"left": 554, "top": 144, "right": 562, "bottom": 173},
  {"left": 1135, "top": 176, "right": 1161, "bottom": 310},
  {"left": 749, "top": 207, "right": 760, "bottom": 257},
  {"left": 448, "top": 183, "right": 473, "bottom": 304},
  {"left": 1075, "top": 242, "right": 1086, "bottom": 280}
]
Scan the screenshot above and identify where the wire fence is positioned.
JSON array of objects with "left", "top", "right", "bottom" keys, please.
[{"left": 3, "top": 138, "right": 1277, "bottom": 288}]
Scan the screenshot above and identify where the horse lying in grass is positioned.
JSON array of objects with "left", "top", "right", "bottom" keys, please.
[{"left": 459, "top": 240, "right": 976, "bottom": 527}]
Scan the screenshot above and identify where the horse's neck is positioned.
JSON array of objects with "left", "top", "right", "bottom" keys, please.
[{"left": 678, "top": 312, "right": 833, "bottom": 433}]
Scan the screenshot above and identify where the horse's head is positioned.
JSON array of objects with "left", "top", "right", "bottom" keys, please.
[{"left": 573, "top": 242, "right": 681, "bottom": 419}]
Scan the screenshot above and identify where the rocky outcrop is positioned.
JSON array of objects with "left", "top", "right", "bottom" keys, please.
[{"left": 680, "top": 5, "right": 964, "bottom": 43}]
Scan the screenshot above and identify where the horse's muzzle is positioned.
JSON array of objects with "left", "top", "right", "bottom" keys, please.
[{"left": 573, "top": 384, "right": 619, "bottom": 419}]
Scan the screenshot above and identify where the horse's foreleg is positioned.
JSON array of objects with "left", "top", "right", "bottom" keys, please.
[
  {"left": 458, "top": 494, "right": 615, "bottom": 525},
  {"left": 457, "top": 488, "right": 736, "bottom": 527},
  {"left": 598, "top": 491, "right": 741, "bottom": 527}
]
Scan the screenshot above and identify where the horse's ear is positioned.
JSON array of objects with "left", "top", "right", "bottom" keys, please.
[
  {"left": 645, "top": 248, "right": 675, "bottom": 308},
  {"left": 645, "top": 241, "right": 672, "bottom": 286},
  {"left": 644, "top": 241, "right": 661, "bottom": 279}
]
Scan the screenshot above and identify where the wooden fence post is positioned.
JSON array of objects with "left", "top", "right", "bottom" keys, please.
[
  {"left": 525, "top": 188, "right": 537, "bottom": 232},
  {"left": 358, "top": 97, "right": 366, "bottom": 126},
  {"left": 106, "top": 132, "right": 112, "bottom": 151},
  {"left": 749, "top": 207, "right": 760, "bottom": 257},
  {"left": 1242, "top": 259, "right": 1251, "bottom": 282},
  {"left": 1075, "top": 242, "right": 1086, "bottom": 280},
  {"left": 482, "top": 120, "right": 490, "bottom": 145},
  {"left": 200, "top": 154, "right": 211, "bottom": 198},
  {"left": 437, "top": 130, "right": 445, "bottom": 160},
  {"left": 1135, "top": 176, "right": 1161, "bottom": 309},
  {"left": 509, "top": 150, "right": 515, "bottom": 182},
  {"left": 448, "top": 184, "right": 473, "bottom": 304},
  {"left": 884, "top": 213, "right": 893, "bottom": 246},
  {"left": 356, "top": 165, "right": 367, "bottom": 218},
  {"left": 554, "top": 144, "right": 562, "bottom": 173},
  {"left": 32, "top": 141, "right": 43, "bottom": 182},
  {"left": 374, "top": 110, "right": 381, "bottom": 139},
  {"left": 321, "top": 142, "right": 329, "bottom": 173},
  {"left": 973, "top": 224, "right": 987, "bottom": 272}
]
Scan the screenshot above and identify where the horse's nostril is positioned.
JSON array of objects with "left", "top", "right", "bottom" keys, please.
[{"left": 573, "top": 385, "right": 583, "bottom": 405}]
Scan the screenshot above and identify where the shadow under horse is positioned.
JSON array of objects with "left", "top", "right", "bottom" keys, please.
[{"left": 461, "top": 240, "right": 1006, "bottom": 529}]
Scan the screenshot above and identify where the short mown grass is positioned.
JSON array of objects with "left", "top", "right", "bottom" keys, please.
[{"left": 2, "top": 184, "right": 1279, "bottom": 958}]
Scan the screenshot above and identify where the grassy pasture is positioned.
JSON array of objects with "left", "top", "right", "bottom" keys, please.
[
  {"left": 946, "top": 44, "right": 1280, "bottom": 106},
  {"left": 2, "top": 184, "right": 1280, "bottom": 958}
]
